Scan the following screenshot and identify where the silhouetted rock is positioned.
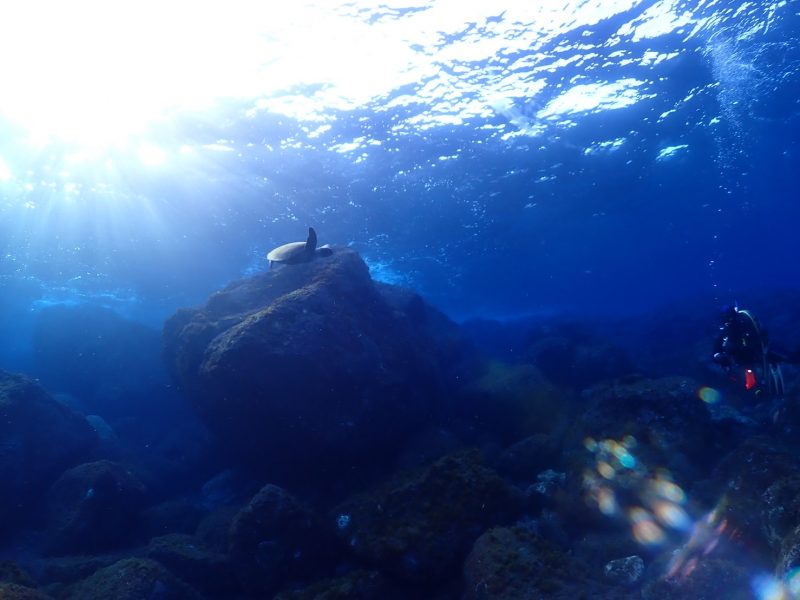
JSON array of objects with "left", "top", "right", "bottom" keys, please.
[
  {"left": 229, "top": 484, "right": 338, "bottom": 597},
  {"left": 332, "top": 450, "right": 523, "bottom": 584},
  {"left": 163, "top": 248, "right": 465, "bottom": 482},
  {"left": 45, "top": 460, "right": 147, "bottom": 555},
  {"left": 0, "top": 370, "right": 97, "bottom": 534},
  {"left": 66, "top": 558, "right": 201, "bottom": 600}
]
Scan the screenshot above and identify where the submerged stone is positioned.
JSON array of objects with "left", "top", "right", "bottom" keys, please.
[
  {"left": 0, "top": 370, "right": 97, "bottom": 534},
  {"left": 45, "top": 460, "right": 147, "bottom": 555},
  {"left": 463, "top": 525, "right": 615, "bottom": 600},
  {"left": 163, "top": 248, "right": 467, "bottom": 482},
  {"left": 229, "top": 484, "right": 338, "bottom": 596},
  {"left": 0, "top": 583, "right": 53, "bottom": 600},
  {"left": 332, "top": 449, "right": 522, "bottom": 584},
  {"left": 66, "top": 558, "right": 201, "bottom": 600},
  {"left": 603, "top": 555, "right": 645, "bottom": 586},
  {"left": 146, "top": 533, "right": 237, "bottom": 598}
]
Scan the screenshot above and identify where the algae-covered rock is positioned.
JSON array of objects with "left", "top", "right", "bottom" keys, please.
[
  {"left": 0, "top": 370, "right": 96, "bottom": 533},
  {"left": 761, "top": 475, "right": 800, "bottom": 553},
  {"left": 778, "top": 524, "right": 800, "bottom": 578},
  {"left": 45, "top": 460, "right": 147, "bottom": 554},
  {"left": 0, "top": 583, "right": 53, "bottom": 600},
  {"left": 195, "top": 505, "right": 241, "bottom": 551},
  {"left": 67, "top": 558, "right": 201, "bottom": 600},
  {"left": 568, "top": 376, "right": 713, "bottom": 481},
  {"left": 641, "top": 558, "right": 751, "bottom": 600},
  {"left": 146, "top": 533, "right": 237, "bottom": 598},
  {"left": 603, "top": 555, "right": 645, "bottom": 586},
  {"left": 706, "top": 436, "right": 800, "bottom": 555},
  {"left": 163, "top": 248, "right": 463, "bottom": 481},
  {"left": 229, "top": 484, "right": 338, "bottom": 596},
  {"left": 333, "top": 449, "right": 522, "bottom": 584},
  {"left": 35, "top": 554, "right": 120, "bottom": 587},
  {"left": 463, "top": 525, "right": 618, "bottom": 600},
  {"left": 273, "top": 570, "right": 394, "bottom": 600}
]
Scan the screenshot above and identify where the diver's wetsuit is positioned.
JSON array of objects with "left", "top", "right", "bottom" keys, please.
[{"left": 712, "top": 306, "right": 788, "bottom": 398}]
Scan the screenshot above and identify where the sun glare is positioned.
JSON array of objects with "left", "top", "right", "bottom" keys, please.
[
  {"left": 0, "top": 1, "right": 273, "bottom": 148},
  {"left": 0, "top": 0, "right": 691, "bottom": 153}
]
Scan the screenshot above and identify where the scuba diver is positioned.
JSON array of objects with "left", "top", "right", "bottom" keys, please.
[{"left": 712, "top": 304, "right": 793, "bottom": 400}]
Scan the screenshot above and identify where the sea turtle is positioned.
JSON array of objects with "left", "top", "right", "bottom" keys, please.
[{"left": 266, "top": 227, "right": 333, "bottom": 269}]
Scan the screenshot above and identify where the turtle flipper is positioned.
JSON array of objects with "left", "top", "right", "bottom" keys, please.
[{"left": 306, "top": 227, "right": 318, "bottom": 253}]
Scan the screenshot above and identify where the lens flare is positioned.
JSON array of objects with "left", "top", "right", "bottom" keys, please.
[
  {"left": 698, "top": 386, "right": 721, "bottom": 404},
  {"left": 752, "top": 574, "right": 789, "bottom": 600},
  {"left": 650, "top": 475, "right": 687, "bottom": 503},
  {"left": 597, "top": 486, "right": 618, "bottom": 516},
  {"left": 629, "top": 507, "right": 665, "bottom": 545},
  {"left": 651, "top": 500, "right": 692, "bottom": 530},
  {"left": 597, "top": 460, "right": 616, "bottom": 479}
]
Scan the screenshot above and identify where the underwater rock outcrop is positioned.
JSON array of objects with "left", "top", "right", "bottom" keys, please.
[
  {"left": 462, "top": 524, "right": 619, "bottom": 600},
  {"left": 146, "top": 534, "right": 236, "bottom": 598},
  {"left": 567, "top": 376, "right": 714, "bottom": 480},
  {"left": 0, "top": 370, "right": 97, "bottom": 534},
  {"left": 65, "top": 558, "right": 202, "bottom": 600},
  {"left": 273, "top": 569, "right": 394, "bottom": 600},
  {"left": 332, "top": 449, "right": 523, "bottom": 584},
  {"left": 45, "top": 460, "right": 147, "bottom": 555},
  {"left": 0, "top": 583, "right": 53, "bottom": 600},
  {"left": 163, "top": 248, "right": 468, "bottom": 479},
  {"left": 229, "top": 484, "right": 338, "bottom": 597}
]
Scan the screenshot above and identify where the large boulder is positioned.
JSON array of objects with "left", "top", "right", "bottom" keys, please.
[
  {"left": 146, "top": 534, "right": 237, "bottom": 598},
  {"left": 45, "top": 460, "right": 147, "bottom": 554},
  {"left": 66, "top": 558, "right": 201, "bottom": 600},
  {"left": 162, "top": 248, "right": 465, "bottom": 479},
  {"left": 332, "top": 450, "right": 523, "bottom": 584},
  {"left": 0, "top": 370, "right": 97, "bottom": 533},
  {"left": 463, "top": 525, "right": 618, "bottom": 600},
  {"left": 229, "top": 484, "right": 338, "bottom": 597}
]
